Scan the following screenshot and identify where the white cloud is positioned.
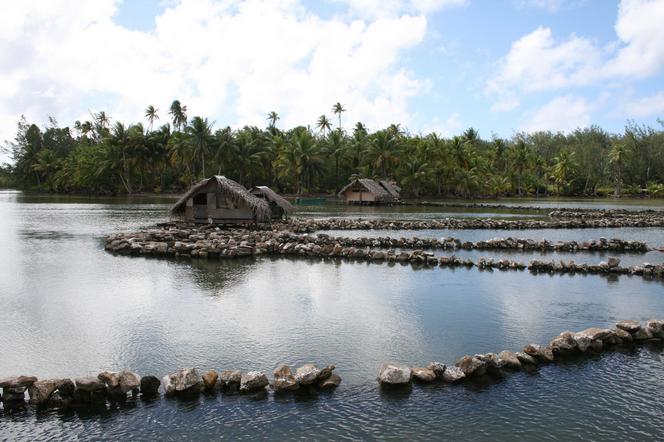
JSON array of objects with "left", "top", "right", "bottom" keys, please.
[
  {"left": 625, "top": 91, "right": 664, "bottom": 117},
  {"left": 334, "top": 0, "right": 467, "bottom": 19},
  {"left": 0, "top": 0, "right": 472, "bottom": 157},
  {"left": 521, "top": 95, "right": 591, "bottom": 132},
  {"left": 487, "top": 0, "right": 664, "bottom": 111}
]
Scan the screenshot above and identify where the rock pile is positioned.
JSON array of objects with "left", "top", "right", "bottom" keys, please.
[
  {"left": 0, "top": 363, "right": 340, "bottom": 410},
  {"left": 105, "top": 225, "right": 664, "bottom": 281},
  {"left": 283, "top": 215, "right": 664, "bottom": 232},
  {"left": 377, "top": 319, "right": 664, "bottom": 387}
]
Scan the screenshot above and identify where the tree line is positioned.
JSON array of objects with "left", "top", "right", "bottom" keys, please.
[{"left": 2, "top": 100, "right": 664, "bottom": 198}]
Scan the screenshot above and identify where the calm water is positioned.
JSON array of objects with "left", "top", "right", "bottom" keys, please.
[{"left": 1, "top": 190, "right": 663, "bottom": 440}]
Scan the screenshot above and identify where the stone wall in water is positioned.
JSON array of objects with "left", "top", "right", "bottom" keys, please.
[
  {"left": 104, "top": 224, "right": 664, "bottom": 281},
  {"left": 1, "top": 321, "right": 662, "bottom": 411}
]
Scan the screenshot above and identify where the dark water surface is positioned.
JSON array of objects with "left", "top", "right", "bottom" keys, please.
[{"left": 1, "top": 191, "right": 663, "bottom": 441}]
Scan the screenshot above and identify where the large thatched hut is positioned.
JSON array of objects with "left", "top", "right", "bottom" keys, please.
[
  {"left": 171, "top": 176, "right": 270, "bottom": 224},
  {"left": 249, "top": 186, "right": 295, "bottom": 220},
  {"left": 337, "top": 178, "right": 399, "bottom": 205}
]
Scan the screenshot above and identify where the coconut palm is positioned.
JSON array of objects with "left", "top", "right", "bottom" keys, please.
[
  {"left": 169, "top": 100, "right": 188, "bottom": 131},
  {"left": 367, "top": 129, "right": 400, "bottom": 178},
  {"left": 551, "top": 149, "right": 576, "bottom": 195},
  {"left": 316, "top": 115, "right": 332, "bottom": 136},
  {"left": 185, "top": 116, "right": 213, "bottom": 178},
  {"left": 267, "top": 111, "right": 280, "bottom": 128},
  {"left": 322, "top": 129, "right": 346, "bottom": 191},
  {"left": 145, "top": 105, "right": 159, "bottom": 131},
  {"left": 609, "top": 141, "right": 629, "bottom": 197},
  {"left": 332, "top": 102, "right": 346, "bottom": 129}
]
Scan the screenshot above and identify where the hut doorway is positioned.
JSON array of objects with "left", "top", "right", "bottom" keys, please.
[{"left": 193, "top": 193, "right": 207, "bottom": 219}]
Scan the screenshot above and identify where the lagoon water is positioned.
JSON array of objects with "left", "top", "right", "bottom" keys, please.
[{"left": 1, "top": 190, "right": 663, "bottom": 440}]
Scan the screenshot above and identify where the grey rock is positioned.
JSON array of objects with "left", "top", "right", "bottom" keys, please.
[
  {"left": 616, "top": 320, "right": 641, "bottom": 332},
  {"left": 240, "top": 371, "right": 269, "bottom": 393},
  {"left": 378, "top": 363, "right": 412, "bottom": 385},
  {"left": 295, "top": 364, "right": 321, "bottom": 385},
  {"left": 455, "top": 355, "right": 487, "bottom": 377},
  {"left": 497, "top": 351, "right": 521, "bottom": 370},
  {"left": 516, "top": 352, "right": 538, "bottom": 365},
  {"left": 427, "top": 362, "right": 446, "bottom": 378},
  {"left": 75, "top": 377, "right": 106, "bottom": 392},
  {"left": 140, "top": 376, "right": 161, "bottom": 396},
  {"left": 441, "top": 366, "right": 466, "bottom": 383},
  {"left": 28, "top": 380, "right": 60, "bottom": 405}
]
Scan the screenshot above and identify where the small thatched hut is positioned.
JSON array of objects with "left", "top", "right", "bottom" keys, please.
[
  {"left": 249, "top": 186, "right": 295, "bottom": 220},
  {"left": 171, "top": 176, "right": 270, "bottom": 224},
  {"left": 379, "top": 180, "right": 401, "bottom": 200},
  {"left": 337, "top": 178, "right": 399, "bottom": 205}
]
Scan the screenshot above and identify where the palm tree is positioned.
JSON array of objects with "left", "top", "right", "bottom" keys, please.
[
  {"left": 316, "top": 115, "right": 331, "bottom": 136},
  {"left": 145, "top": 105, "right": 159, "bottom": 131},
  {"left": 510, "top": 139, "right": 530, "bottom": 196},
  {"left": 551, "top": 149, "right": 576, "bottom": 195},
  {"left": 332, "top": 102, "right": 346, "bottom": 130},
  {"left": 169, "top": 100, "right": 187, "bottom": 131},
  {"left": 367, "top": 129, "right": 399, "bottom": 178},
  {"left": 267, "top": 111, "right": 280, "bottom": 128},
  {"left": 95, "top": 111, "right": 110, "bottom": 129},
  {"left": 322, "top": 129, "right": 346, "bottom": 192},
  {"left": 185, "top": 116, "right": 213, "bottom": 178},
  {"left": 609, "top": 141, "right": 629, "bottom": 197}
]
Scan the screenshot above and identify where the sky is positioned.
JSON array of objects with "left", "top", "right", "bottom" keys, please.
[{"left": 1, "top": 0, "right": 664, "bottom": 163}]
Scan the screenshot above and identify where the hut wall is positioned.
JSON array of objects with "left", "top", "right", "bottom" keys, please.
[
  {"left": 343, "top": 189, "right": 376, "bottom": 202},
  {"left": 186, "top": 180, "right": 255, "bottom": 222}
]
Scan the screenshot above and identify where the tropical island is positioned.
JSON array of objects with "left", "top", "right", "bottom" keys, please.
[{"left": 3, "top": 100, "right": 664, "bottom": 199}]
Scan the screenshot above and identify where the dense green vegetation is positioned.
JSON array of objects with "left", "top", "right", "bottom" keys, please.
[{"left": 2, "top": 101, "right": 664, "bottom": 198}]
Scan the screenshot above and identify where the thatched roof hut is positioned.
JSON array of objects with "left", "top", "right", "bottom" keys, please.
[
  {"left": 337, "top": 178, "right": 397, "bottom": 205},
  {"left": 379, "top": 180, "right": 401, "bottom": 199},
  {"left": 250, "top": 186, "right": 295, "bottom": 219},
  {"left": 171, "top": 176, "right": 270, "bottom": 223}
]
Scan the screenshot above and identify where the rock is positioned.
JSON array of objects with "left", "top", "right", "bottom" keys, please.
[
  {"left": 162, "top": 374, "right": 175, "bottom": 395},
  {"left": 523, "top": 344, "right": 542, "bottom": 357},
  {"left": 476, "top": 353, "right": 501, "bottom": 372},
  {"left": 497, "top": 351, "right": 521, "bottom": 370},
  {"left": 378, "top": 363, "right": 412, "bottom": 385},
  {"left": 219, "top": 370, "right": 242, "bottom": 393},
  {"left": 2, "top": 387, "right": 27, "bottom": 402},
  {"left": 575, "top": 328, "right": 613, "bottom": 341},
  {"left": 549, "top": 332, "right": 578, "bottom": 355},
  {"left": 0, "top": 376, "right": 38, "bottom": 389},
  {"left": 516, "top": 352, "right": 538, "bottom": 365},
  {"left": 614, "top": 327, "right": 633, "bottom": 342},
  {"left": 273, "top": 365, "right": 299, "bottom": 392},
  {"left": 28, "top": 380, "right": 60, "bottom": 405},
  {"left": 632, "top": 328, "right": 654, "bottom": 340},
  {"left": 140, "top": 376, "right": 161, "bottom": 396},
  {"left": 317, "top": 364, "right": 336, "bottom": 381},
  {"left": 616, "top": 320, "right": 641, "bottom": 332},
  {"left": 118, "top": 371, "right": 141, "bottom": 394},
  {"left": 318, "top": 373, "right": 341, "bottom": 390},
  {"left": 427, "top": 362, "right": 446, "bottom": 378},
  {"left": 411, "top": 367, "right": 436, "bottom": 383},
  {"left": 455, "top": 355, "right": 487, "bottom": 377},
  {"left": 98, "top": 371, "right": 120, "bottom": 389},
  {"left": 75, "top": 376, "right": 106, "bottom": 392},
  {"left": 56, "top": 379, "right": 75, "bottom": 397},
  {"left": 162, "top": 368, "right": 202, "bottom": 395},
  {"left": 295, "top": 364, "right": 321, "bottom": 385},
  {"left": 202, "top": 370, "right": 219, "bottom": 392},
  {"left": 240, "top": 371, "right": 269, "bottom": 393},
  {"left": 441, "top": 366, "right": 466, "bottom": 383},
  {"left": 645, "top": 319, "right": 664, "bottom": 337},
  {"left": 607, "top": 256, "right": 620, "bottom": 268}
]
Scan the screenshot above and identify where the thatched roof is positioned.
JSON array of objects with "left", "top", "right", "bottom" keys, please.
[
  {"left": 337, "top": 178, "right": 395, "bottom": 202},
  {"left": 171, "top": 176, "right": 271, "bottom": 222},
  {"left": 379, "top": 180, "right": 401, "bottom": 199},
  {"left": 250, "top": 186, "right": 295, "bottom": 214}
]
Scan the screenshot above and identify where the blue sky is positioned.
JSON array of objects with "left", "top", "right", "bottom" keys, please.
[{"left": 1, "top": 0, "right": 663, "bottom": 163}]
